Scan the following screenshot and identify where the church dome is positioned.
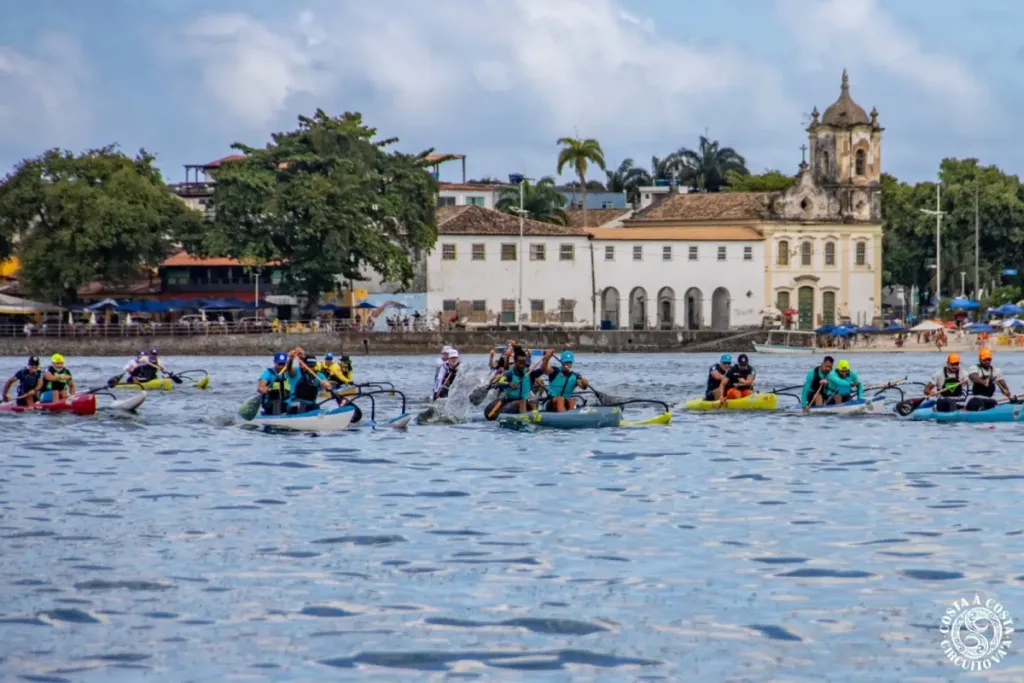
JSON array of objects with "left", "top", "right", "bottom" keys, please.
[{"left": 821, "top": 69, "right": 869, "bottom": 127}]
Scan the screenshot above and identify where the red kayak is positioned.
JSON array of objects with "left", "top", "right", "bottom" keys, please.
[{"left": 0, "top": 394, "right": 96, "bottom": 416}]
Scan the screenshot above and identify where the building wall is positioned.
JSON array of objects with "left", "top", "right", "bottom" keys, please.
[
  {"left": 559, "top": 190, "right": 628, "bottom": 210},
  {"left": 762, "top": 223, "right": 882, "bottom": 326},
  {"left": 426, "top": 235, "right": 594, "bottom": 325},
  {"left": 593, "top": 240, "right": 765, "bottom": 329},
  {"left": 438, "top": 187, "right": 499, "bottom": 209}
]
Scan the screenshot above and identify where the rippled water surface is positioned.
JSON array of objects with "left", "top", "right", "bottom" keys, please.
[{"left": 1, "top": 352, "right": 1022, "bottom": 681}]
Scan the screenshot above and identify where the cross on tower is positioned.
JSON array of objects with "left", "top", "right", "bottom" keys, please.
[{"left": 800, "top": 144, "right": 808, "bottom": 163}]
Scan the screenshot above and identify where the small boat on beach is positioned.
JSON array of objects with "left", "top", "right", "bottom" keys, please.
[{"left": 752, "top": 330, "right": 818, "bottom": 355}]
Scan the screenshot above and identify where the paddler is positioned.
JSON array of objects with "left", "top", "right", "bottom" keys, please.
[
  {"left": 147, "top": 349, "right": 172, "bottom": 378},
  {"left": 724, "top": 353, "right": 756, "bottom": 399},
  {"left": 40, "top": 354, "right": 75, "bottom": 402},
  {"left": 825, "top": 359, "right": 861, "bottom": 405},
  {"left": 432, "top": 349, "right": 460, "bottom": 401},
  {"left": 107, "top": 350, "right": 148, "bottom": 387},
  {"left": 317, "top": 352, "right": 352, "bottom": 385},
  {"left": 487, "top": 346, "right": 543, "bottom": 417},
  {"left": 488, "top": 340, "right": 516, "bottom": 378},
  {"left": 801, "top": 355, "right": 835, "bottom": 411},
  {"left": 2, "top": 356, "right": 43, "bottom": 407},
  {"left": 285, "top": 348, "right": 333, "bottom": 414},
  {"left": 257, "top": 351, "right": 290, "bottom": 415},
  {"left": 539, "top": 349, "right": 588, "bottom": 412},
  {"left": 923, "top": 353, "right": 969, "bottom": 412},
  {"left": 704, "top": 354, "right": 732, "bottom": 401},
  {"left": 965, "top": 348, "right": 1013, "bottom": 411}
]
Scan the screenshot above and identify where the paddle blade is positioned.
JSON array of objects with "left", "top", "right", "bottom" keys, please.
[
  {"left": 484, "top": 398, "right": 503, "bottom": 421},
  {"left": 469, "top": 384, "right": 491, "bottom": 406},
  {"left": 169, "top": 374, "right": 184, "bottom": 385},
  {"left": 194, "top": 375, "right": 210, "bottom": 389},
  {"left": 591, "top": 389, "right": 618, "bottom": 406},
  {"left": 894, "top": 396, "right": 926, "bottom": 417},
  {"left": 238, "top": 394, "right": 262, "bottom": 421}
]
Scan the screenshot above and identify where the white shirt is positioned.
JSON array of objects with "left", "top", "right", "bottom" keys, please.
[
  {"left": 124, "top": 357, "right": 148, "bottom": 374},
  {"left": 967, "top": 364, "right": 1002, "bottom": 382},
  {"left": 930, "top": 367, "right": 968, "bottom": 390}
]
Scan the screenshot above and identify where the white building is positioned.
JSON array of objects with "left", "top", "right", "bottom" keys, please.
[{"left": 437, "top": 182, "right": 500, "bottom": 209}]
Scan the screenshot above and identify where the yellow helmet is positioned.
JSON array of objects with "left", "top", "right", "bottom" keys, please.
[
  {"left": 836, "top": 359, "right": 850, "bottom": 371},
  {"left": 51, "top": 353, "right": 65, "bottom": 364}
]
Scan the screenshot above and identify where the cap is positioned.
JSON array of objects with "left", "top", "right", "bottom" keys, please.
[
  {"left": 737, "top": 354, "right": 749, "bottom": 364},
  {"left": 340, "top": 355, "right": 351, "bottom": 363},
  {"left": 448, "top": 349, "right": 460, "bottom": 359},
  {"left": 836, "top": 359, "right": 851, "bottom": 371},
  {"left": 324, "top": 352, "right": 334, "bottom": 360},
  {"left": 560, "top": 350, "right": 575, "bottom": 363},
  {"left": 137, "top": 349, "right": 146, "bottom": 356},
  {"left": 51, "top": 353, "right": 65, "bottom": 364},
  {"left": 273, "top": 352, "right": 287, "bottom": 364},
  {"left": 304, "top": 355, "right": 317, "bottom": 364},
  {"left": 720, "top": 353, "right": 732, "bottom": 364},
  {"left": 27, "top": 355, "right": 39, "bottom": 366},
  {"left": 979, "top": 348, "right": 993, "bottom": 361},
  {"left": 947, "top": 353, "right": 961, "bottom": 364},
  {"left": 150, "top": 348, "right": 159, "bottom": 355},
  {"left": 442, "top": 345, "right": 453, "bottom": 354}
]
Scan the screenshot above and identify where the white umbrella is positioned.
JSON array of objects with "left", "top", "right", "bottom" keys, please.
[{"left": 910, "top": 320, "right": 943, "bottom": 332}]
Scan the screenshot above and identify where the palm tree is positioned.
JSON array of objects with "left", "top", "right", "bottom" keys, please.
[
  {"left": 495, "top": 176, "right": 569, "bottom": 225},
  {"left": 668, "top": 136, "right": 748, "bottom": 192},
  {"left": 606, "top": 158, "right": 653, "bottom": 208}
]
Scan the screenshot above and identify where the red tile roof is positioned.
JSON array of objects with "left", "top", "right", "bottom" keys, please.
[
  {"left": 439, "top": 182, "right": 499, "bottom": 191},
  {"left": 437, "top": 205, "right": 584, "bottom": 237},
  {"left": 588, "top": 226, "right": 763, "bottom": 241},
  {"left": 632, "top": 192, "right": 775, "bottom": 222},
  {"left": 203, "top": 154, "right": 247, "bottom": 168},
  {"left": 161, "top": 251, "right": 282, "bottom": 267},
  {"left": 426, "top": 153, "right": 465, "bottom": 163},
  {"left": 565, "top": 208, "right": 634, "bottom": 228}
]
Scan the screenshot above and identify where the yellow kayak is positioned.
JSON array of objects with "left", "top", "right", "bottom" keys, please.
[
  {"left": 683, "top": 393, "right": 778, "bottom": 411},
  {"left": 115, "top": 378, "right": 174, "bottom": 391}
]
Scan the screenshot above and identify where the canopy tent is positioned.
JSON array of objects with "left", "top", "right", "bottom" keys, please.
[
  {"left": 319, "top": 303, "right": 349, "bottom": 313},
  {"left": 86, "top": 298, "right": 120, "bottom": 311},
  {"left": 0, "top": 294, "right": 64, "bottom": 315},
  {"left": 831, "top": 326, "right": 854, "bottom": 337},
  {"left": 948, "top": 297, "right": 980, "bottom": 310},
  {"left": 1000, "top": 318, "right": 1024, "bottom": 329},
  {"left": 910, "top": 320, "right": 944, "bottom": 332}
]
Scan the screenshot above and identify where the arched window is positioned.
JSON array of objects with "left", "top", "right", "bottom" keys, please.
[
  {"left": 777, "top": 240, "right": 789, "bottom": 266},
  {"left": 855, "top": 241, "right": 867, "bottom": 266},
  {"left": 801, "top": 241, "right": 812, "bottom": 266},
  {"left": 855, "top": 149, "right": 866, "bottom": 176},
  {"left": 824, "top": 241, "right": 835, "bottom": 266}
]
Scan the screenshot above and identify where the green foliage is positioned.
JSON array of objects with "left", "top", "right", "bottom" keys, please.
[
  {"left": 667, "top": 136, "right": 748, "bottom": 192},
  {"left": 0, "top": 145, "right": 202, "bottom": 302},
  {"left": 556, "top": 136, "right": 606, "bottom": 211},
  {"left": 606, "top": 158, "right": 652, "bottom": 207},
  {"left": 200, "top": 110, "right": 439, "bottom": 317},
  {"left": 495, "top": 176, "right": 568, "bottom": 225},
  {"left": 722, "top": 169, "right": 796, "bottom": 192},
  {"left": 980, "top": 285, "right": 1022, "bottom": 310}
]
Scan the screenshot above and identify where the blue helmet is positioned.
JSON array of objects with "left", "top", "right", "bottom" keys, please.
[
  {"left": 560, "top": 350, "right": 575, "bottom": 363},
  {"left": 720, "top": 353, "right": 733, "bottom": 364},
  {"left": 324, "top": 352, "right": 334, "bottom": 360},
  {"left": 273, "top": 351, "right": 287, "bottom": 365}
]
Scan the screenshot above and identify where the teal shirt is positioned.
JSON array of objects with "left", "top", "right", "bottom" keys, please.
[
  {"left": 827, "top": 369, "right": 862, "bottom": 399},
  {"left": 800, "top": 366, "right": 830, "bottom": 407}
]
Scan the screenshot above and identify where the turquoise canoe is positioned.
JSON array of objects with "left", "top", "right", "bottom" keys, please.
[{"left": 905, "top": 402, "right": 1024, "bottom": 423}]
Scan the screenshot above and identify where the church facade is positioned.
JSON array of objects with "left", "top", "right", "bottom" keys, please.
[{"left": 622, "top": 70, "right": 884, "bottom": 329}]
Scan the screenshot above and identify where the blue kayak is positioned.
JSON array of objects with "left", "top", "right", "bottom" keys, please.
[{"left": 905, "top": 401, "right": 1024, "bottom": 423}]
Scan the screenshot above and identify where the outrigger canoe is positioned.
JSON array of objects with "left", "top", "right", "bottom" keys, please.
[
  {"left": 802, "top": 394, "right": 886, "bottom": 415},
  {"left": 903, "top": 401, "right": 1024, "bottom": 423},
  {"left": 113, "top": 371, "right": 210, "bottom": 391},
  {"left": 0, "top": 394, "right": 97, "bottom": 416},
  {"left": 496, "top": 404, "right": 671, "bottom": 430},
  {"left": 683, "top": 393, "right": 778, "bottom": 411},
  {"left": 248, "top": 403, "right": 358, "bottom": 432}
]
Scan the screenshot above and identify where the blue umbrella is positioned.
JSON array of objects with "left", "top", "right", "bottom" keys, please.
[
  {"left": 966, "top": 323, "right": 998, "bottom": 334},
  {"left": 86, "top": 298, "right": 120, "bottom": 310},
  {"left": 856, "top": 325, "right": 881, "bottom": 334},
  {"left": 990, "top": 303, "right": 1024, "bottom": 316},
  {"left": 355, "top": 301, "right": 377, "bottom": 310},
  {"left": 319, "top": 304, "right": 347, "bottom": 312},
  {"left": 141, "top": 300, "right": 171, "bottom": 313},
  {"left": 117, "top": 300, "right": 146, "bottom": 313},
  {"left": 949, "top": 298, "right": 980, "bottom": 310},
  {"left": 832, "top": 327, "right": 853, "bottom": 337},
  {"left": 815, "top": 324, "right": 835, "bottom": 335},
  {"left": 200, "top": 299, "right": 235, "bottom": 310},
  {"left": 882, "top": 324, "right": 908, "bottom": 333}
]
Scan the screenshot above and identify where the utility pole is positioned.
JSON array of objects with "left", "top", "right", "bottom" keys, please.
[
  {"left": 508, "top": 173, "right": 527, "bottom": 331},
  {"left": 974, "top": 184, "right": 980, "bottom": 299},
  {"left": 920, "top": 183, "right": 945, "bottom": 307}
]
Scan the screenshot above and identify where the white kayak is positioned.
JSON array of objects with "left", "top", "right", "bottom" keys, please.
[
  {"left": 803, "top": 394, "right": 886, "bottom": 415},
  {"left": 109, "top": 391, "right": 147, "bottom": 412},
  {"left": 248, "top": 404, "right": 357, "bottom": 432}
]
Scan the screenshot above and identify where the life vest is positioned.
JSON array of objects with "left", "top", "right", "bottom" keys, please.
[
  {"left": 15, "top": 369, "right": 41, "bottom": 395},
  {"left": 806, "top": 367, "right": 827, "bottom": 401},
  {"left": 44, "top": 366, "right": 71, "bottom": 391},
  {"left": 726, "top": 365, "right": 754, "bottom": 388},
  {"left": 705, "top": 364, "right": 726, "bottom": 395},
  {"left": 262, "top": 371, "right": 290, "bottom": 414},
  {"left": 131, "top": 364, "right": 158, "bottom": 382},
  {"left": 502, "top": 367, "right": 531, "bottom": 401},
  {"left": 971, "top": 366, "right": 997, "bottom": 398},
  {"left": 293, "top": 370, "right": 321, "bottom": 403},
  {"left": 547, "top": 368, "right": 578, "bottom": 398},
  {"left": 939, "top": 368, "right": 965, "bottom": 397}
]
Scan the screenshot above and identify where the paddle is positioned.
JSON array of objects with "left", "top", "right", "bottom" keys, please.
[
  {"left": 895, "top": 380, "right": 965, "bottom": 416},
  {"left": 238, "top": 394, "right": 262, "bottom": 421},
  {"left": 469, "top": 380, "right": 496, "bottom": 406},
  {"left": 294, "top": 355, "right": 346, "bottom": 408}
]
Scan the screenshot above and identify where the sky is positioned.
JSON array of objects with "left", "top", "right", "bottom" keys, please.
[{"left": 1, "top": 0, "right": 1022, "bottom": 186}]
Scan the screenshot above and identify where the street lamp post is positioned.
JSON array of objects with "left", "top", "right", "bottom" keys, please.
[
  {"left": 961, "top": 272, "right": 966, "bottom": 298},
  {"left": 509, "top": 173, "right": 526, "bottom": 331},
  {"left": 920, "top": 182, "right": 945, "bottom": 308}
]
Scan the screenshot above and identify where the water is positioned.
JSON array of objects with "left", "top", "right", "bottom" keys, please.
[{"left": 0, "top": 352, "right": 1022, "bottom": 681}]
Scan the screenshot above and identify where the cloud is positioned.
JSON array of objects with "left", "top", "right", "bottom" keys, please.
[
  {"left": 0, "top": 33, "right": 91, "bottom": 152},
  {"left": 776, "top": 0, "right": 993, "bottom": 123}
]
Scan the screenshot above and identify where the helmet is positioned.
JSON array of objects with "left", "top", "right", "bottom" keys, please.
[
  {"left": 737, "top": 354, "right": 749, "bottom": 364},
  {"left": 720, "top": 353, "right": 732, "bottom": 364},
  {"left": 137, "top": 349, "right": 146, "bottom": 357},
  {"left": 273, "top": 351, "right": 287, "bottom": 365},
  {"left": 947, "top": 353, "right": 961, "bottom": 364},
  {"left": 304, "top": 355, "right": 317, "bottom": 365},
  {"left": 340, "top": 355, "right": 351, "bottom": 363},
  {"left": 27, "top": 356, "right": 39, "bottom": 366},
  {"left": 150, "top": 348, "right": 159, "bottom": 356},
  {"left": 560, "top": 350, "right": 575, "bottom": 363},
  {"left": 979, "top": 348, "right": 993, "bottom": 361},
  {"left": 324, "top": 352, "right": 334, "bottom": 360},
  {"left": 51, "top": 353, "right": 65, "bottom": 364},
  {"left": 836, "top": 359, "right": 851, "bottom": 371}
]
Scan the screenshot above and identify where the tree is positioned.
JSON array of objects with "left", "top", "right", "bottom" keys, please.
[
  {"left": 201, "top": 110, "right": 439, "bottom": 318},
  {"left": 0, "top": 145, "right": 202, "bottom": 302},
  {"left": 723, "top": 169, "right": 795, "bottom": 193},
  {"left": 467, "top": 176, "right": 503, "bottom": 185},
  {"left": 562, "top": 179, "right": 607, "bottom": 192},
  {"left": 668, "top": 136, "right": 748, "bottom": 192},
  {"left": 495, "top": 176, "right": 569, "bottom": 225},
  {"left": 606, "top": 158, "right": 652, "bottom": 207}
]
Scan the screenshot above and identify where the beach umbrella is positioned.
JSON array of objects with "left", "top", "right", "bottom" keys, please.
[
  {"left": 910, "top": 320, "right": 943, "bottom": 332},
  {"left": 949, "top": 298, "right": 980, "bottom": 310},
  {"left": 319, "top": 304, "right": 346, "bottom": 312},
  {"left": 355, "top": 301, "right": 377, "bottom": 310},
  {"left": 856, "top": 325, "right": 881, "bottom": 334},
  {"left": 990, "top": 303, "right": 1024, "bottom": 316},
  {"left": 966, "top": 323, "right": 998, "bottom": 334},
  {"left": 814, "top": 324, "right": 835, "bottom": 335},
  {"left": 832, "top": 327, "right": 853, "bottom": 337},
  {"left": 882, "top": 324, "right": 908, "bottom": 333},
  {"left": 86, "top": 298, "right": 120, "bottom": 311}
]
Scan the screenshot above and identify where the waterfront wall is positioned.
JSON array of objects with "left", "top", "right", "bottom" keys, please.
[{"left": 0, "top": 329, "right": 766, "bottom": 356}]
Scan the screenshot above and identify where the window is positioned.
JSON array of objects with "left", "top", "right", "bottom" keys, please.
[
  {"left": 559, "top": 298, "right": 575, "bottom": 323},
  {"left": 604, "top": 245, "right": 615, "bottom": 261},
  {"left": 633, "top": 245, "right": 643, "bottom": 261},
  {"left": 442, "top": 299, "right": 457, "bottom": 313},
  {"left": 437, "top": 196, "right": 456, "bottom": 207},
  {"left": 662, "top": 246, "right": 672, "bottom": 261},
  {"left": 465, "top": 196, "right": 485, "bottom": 206},
  {"left": 855, "top": 150, "right": 866, "bottom": 176},
  {"left": 801, "top": 241, "right": 812, "bottom": 266},
  {"left": 501, "top": 244, "right": 517, "bottom": 261},
  {"left": 743, "top": 246, "right": 752, "bottom": 261},
  {"left": 601, "top": 201, "right": 614, "bottom": 209},
  {"left": 822, "top": 291, "right": 836, "bottom": 325},
  {"left": 855, "top": 241, "right": 867, "bottom": 266},
  {"left": 530, "top": 244, "right": 546, "bottom": 261},
  {"left": 471, "top": 243, "right": 485, "bottom": 261},
  {"left": 717, "top": 246, "right": 726, "bottom": 261},
  {"left": 824, "top": 242, "right": 835, "bottom": 266},
  {"left": 471, "top": 299, "right": 487, "bottom": 322},
  {"left": 777, "top": 240, "right": 789, "bottom": 266},
  {"left": 688, "top": 246, "right": 698, "bottom": 261},
  {"left": 559, "top": 244, "right": 575, "bottom": 261},
  {"left": 441, "top": 244, "right": 456, "bottom": 260},
  {"left": 501, "top": 299, "right": 516, "bottom": 323},
  {"left": 776, "top": 291, "right": 790, "bottom": 311},
  {"left": 530, "top": 299, "right": 545, "bottom": 323}
]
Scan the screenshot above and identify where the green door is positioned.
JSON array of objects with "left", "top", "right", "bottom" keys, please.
[
  {"left": 822, "top": 291, "right": 836, "bottom": 326},
  {"left": 798, "top": 286, "right": 814, "bottom": 330}
]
